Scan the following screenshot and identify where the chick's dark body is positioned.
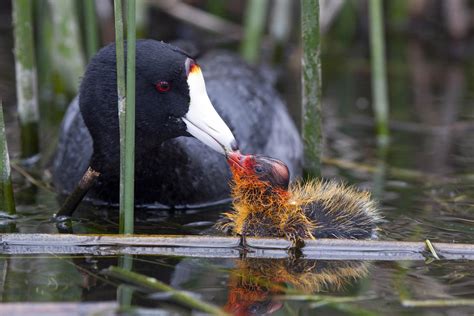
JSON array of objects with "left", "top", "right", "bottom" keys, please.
[{"left": 53, "top": 44, "right": 302, "bottom": 207}]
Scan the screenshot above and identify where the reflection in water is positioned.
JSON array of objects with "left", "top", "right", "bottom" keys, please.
[
  {"left": 2, "top": 254, "right": 473, "bottom": 314},
  {"left": 224, "top": 258, "right": 369, "bottom": 316},
  {"left": 1, "top": 256, "right": 83, "bottom": 302},
  {"left": 409, "top": 40, "right": 463, "bottom": 176},
  {"left": 117, "top": 255, "right": 134, "bottom": 310}
]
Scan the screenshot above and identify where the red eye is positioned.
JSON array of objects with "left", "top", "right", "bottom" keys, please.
[{"left": 155, "top": 81, "right": 171, "bottom": 92}]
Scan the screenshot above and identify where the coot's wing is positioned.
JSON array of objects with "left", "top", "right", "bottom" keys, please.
[{"left": 52, "top": 97, "right": 92, "bottom": 195}]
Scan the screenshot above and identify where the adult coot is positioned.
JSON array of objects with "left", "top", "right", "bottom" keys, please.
[{"left": 53, "top": 40, "right": 302, "bottom": 208}]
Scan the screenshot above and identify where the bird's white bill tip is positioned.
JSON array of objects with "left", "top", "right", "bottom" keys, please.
[{"left": 185, "top": 66, "right": 236, "bottom": 154}]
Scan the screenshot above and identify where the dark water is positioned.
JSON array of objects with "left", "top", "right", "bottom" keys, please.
[{"left": 1, "top": 12, "right": 474, "bottom": 316}]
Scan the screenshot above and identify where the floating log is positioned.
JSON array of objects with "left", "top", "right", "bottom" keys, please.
[
  {"left": 0, "top": 234, "right": 473, "bottom": 261},
  {"left": 0, "top": 302, "right": 117, "bottom": 315}
]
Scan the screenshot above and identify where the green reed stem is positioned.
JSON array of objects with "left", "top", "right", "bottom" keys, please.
[
  {"left": 115, "top": 0, "right": 126, "bottom": 234},
  {"left": 84, "top": 0, "right": 99, "bottom": 60},
  {"left": 12, "top": 0, "right": 39, "bottom": 159},
  {"left": 301, "top": 0, "right": 322, "bottom": 178},
  {"left": 269, "top": 0, "right": 292, "bottom": 64},
  {"left": 123, "top": 0, "right": 136, "bottom": 235},
  {"left": 241, "top": 0, "right": 268, "bottom": 63},
  {"left": 34, "top": 0, "right": 53, "bottom": 103},
  {"left": 125, "top": 1, "right": 137, "bottom": 233},
  {"left": 48, "top": 0, "right": 85, "bottom": 98},
  {"left": 135, "top": 0, "right": 148, "bottom": 38},
  {"left": 117, "top": 254, "right": 134, "bottom": 309},
  {"left": 369, "top": 0, "right": 390, "bottom": 145},
  {"left": 34, "top": 0, "right": 70, "bottom": 148},
  {"left": 106, "top": 266, "right": 229, "bottom": 316},
  {"left": 0, "top": 101, "right": 16, "bottom": 215},
  {"left": 115, "top": 0, "right": 136, "bottom": 235}
]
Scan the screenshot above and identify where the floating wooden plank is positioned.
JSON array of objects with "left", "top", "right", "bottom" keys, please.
[
  {"left": 0, "top": 302, "right": 117, "bottom": 315},
  {"left": 0, "top": 234, "right": 473, "bottom": 261},
  {"left": 0, "top": 233, "right": 241, "bottom": 247}
]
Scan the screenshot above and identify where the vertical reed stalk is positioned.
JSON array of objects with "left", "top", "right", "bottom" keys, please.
[
  {"left": 48, "top": 0, "right": 85, "bottom": 98},
  {"left": 0, "top": 101, "right": 16, "bottom": 215},
  {"left": 115, "top": 0, "right": 126, "bottom": 233},
  {"left": 301, "top": 0, "right": 322, "bottom": 178},
  {"left": 387, "top": 0, "right": 408, "bottom": 27},
  {"left": 12, "top": 0, "right": 39, "bottom": 159},
  {"left": 34, "top": 0, "right": 53, "bottom": 105},
  {"left": 123, "top": 0, "right": 136, "bottom": 234},
  {"left": 135, "top": 0, "right": 148, "bottom": 38},
  {"left": 369, "top": 0, "right": 390, "bottom": 145},
  {"left": 114, "top": 0, "right": 125, "bottom": 162},
  {"left": 241, "top": 0, "right": 269, "bottom": 63},
  {"left": 115, "top": 0, "right": 136, "bottom": 234},
  {"left": 269, "top": 0, "right": 292, "bottom": 64},
  {"left": 34, "top": 0, "right": 70, "bottom": 166},
  {"left": 84, "top": 0, "right": 99, "bottom": 60}
]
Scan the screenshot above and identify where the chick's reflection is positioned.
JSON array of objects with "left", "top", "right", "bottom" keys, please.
[{"left": 225, "top": 258, "right": 369, "bottom": 316}]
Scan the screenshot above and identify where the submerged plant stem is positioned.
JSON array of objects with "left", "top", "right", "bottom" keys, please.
[
  {"left": 105, "top": 266, "right": 229, "bottom": 316},
  {"left": 117, "top": 255, "right": 134, "bottom": 309},
  {"left": 301, "top": 0, "right": 322, "bottom": 178},
  {"left": 55, "top": 167, "right": 100, "bottom": 218},
  {"left": 369, "top": 0, "right": 390, "bottom": 145}
]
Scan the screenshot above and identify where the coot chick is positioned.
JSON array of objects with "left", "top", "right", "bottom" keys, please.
[
  {"left": 52, "top": 40, "right": 302, "bottom": 207},
  {"left": 221, "top": 152, "right": 381, "bottom": 241}
]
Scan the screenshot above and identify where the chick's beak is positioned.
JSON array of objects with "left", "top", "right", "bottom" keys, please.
[
  {"left": 226, "top": 151, "right": 244, "bottom": 169},
  {"left": 227, "top": 152, "right": 257, "bottom": 175},
  {"left": 184, "top": 64, "right": 238, "bottom": 154}
]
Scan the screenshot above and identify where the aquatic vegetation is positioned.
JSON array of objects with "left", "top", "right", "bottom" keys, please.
[
  {"left": 301, "top": 0, "right": 322, "bottom": 178},
  {"left": 115, "top": 0, "right": 136, "bottom": 234},
  {"left": 369, "top": 0, "right": 390, "bottom": 145},
  {"left": 0, "top": 101, "right": 15, "bottom": 215},
  {"left": 12, "top": 0, "right": 39, "bottom": 158}
]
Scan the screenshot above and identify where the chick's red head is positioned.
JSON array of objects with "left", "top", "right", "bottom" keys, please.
[{"left": 227, "top": 152, "right": 290, "bottom": 191}]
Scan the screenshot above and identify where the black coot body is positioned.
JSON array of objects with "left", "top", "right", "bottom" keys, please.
[{"left": 52, "top": 43, "right": 302, "bottom": 208}]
